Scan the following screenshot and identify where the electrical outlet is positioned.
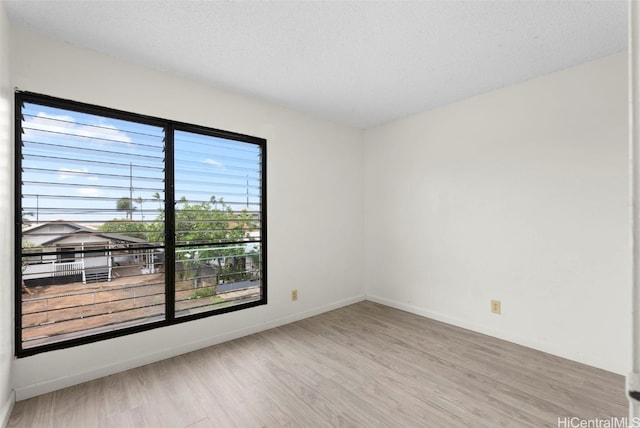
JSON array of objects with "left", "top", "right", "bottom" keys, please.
[
  {"left": 291, "top": 289, "right": 298, "bottom": 301},
  {"left": 491, "top": 299, "right": 501, "bottom": 314}
]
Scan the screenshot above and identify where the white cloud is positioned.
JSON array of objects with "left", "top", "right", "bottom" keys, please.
[
  {"left": 25, "top": 112, "right": 132, "bottom": 144},
  {"left": 58, "top": 167, "right": 89, "bottom": 180},
  {"left": 203, "top": 158, "right": 223, "bottom": 168},
  {"left": 76, "top": 187, "right": 101, "bottom": 196},
  {"left": 58, "top": 167, "right": 100, "bottom": 182}
]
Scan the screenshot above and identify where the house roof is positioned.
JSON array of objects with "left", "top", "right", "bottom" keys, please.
[{"left": 23, "top": 222, "right": 149, "bottom": 246}]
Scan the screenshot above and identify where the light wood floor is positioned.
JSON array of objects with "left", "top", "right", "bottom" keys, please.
[{"left": 8, "top": 301, "right": 628, "bottom": 427}]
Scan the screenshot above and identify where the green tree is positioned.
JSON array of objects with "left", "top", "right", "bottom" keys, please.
[
  {"left": 175, "top": 197, "right": 252, "bottom": 247},
  {"left": 21, "top": 240, "right": 42, "bottom": 294},
  {"left": 168, "top": 196, "right": 256, "bottom": 288},
  {"left": 21, "top": 239, "right": 42, "bottom": 260},
  {"left": 116, "top": 197, "right": 135, "bottom": 220},
  {"left": 99, "top": 219, "right": 147, "bottom": 240},
  {"left": 21, "top": 211, "right": 34, "bottom": 226}
]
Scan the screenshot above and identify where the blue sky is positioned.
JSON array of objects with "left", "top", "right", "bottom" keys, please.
[{"left": 21, "top": 102, "right": 262, "bottom": 225}]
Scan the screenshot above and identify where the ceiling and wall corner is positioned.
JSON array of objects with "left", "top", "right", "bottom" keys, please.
[{"left": 1, "top": 0, "right": 628, "bottom": 128}]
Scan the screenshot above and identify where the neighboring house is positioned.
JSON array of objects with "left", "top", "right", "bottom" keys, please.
[{"left": 22, "top": 222, "right": 156, "bottom": 286}]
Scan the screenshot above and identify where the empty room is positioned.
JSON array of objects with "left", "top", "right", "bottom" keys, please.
[{"left": 0, "top": 0, "right": 635, "bottom": 427}]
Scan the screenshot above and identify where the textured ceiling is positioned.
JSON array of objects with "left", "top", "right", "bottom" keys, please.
[{"left": 3, "top": 0, "right": 628, "bottom": 128}]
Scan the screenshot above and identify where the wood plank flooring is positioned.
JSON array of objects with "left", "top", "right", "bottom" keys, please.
[{"left": 8, "top": 301, "right": 628, "bottom": 427}]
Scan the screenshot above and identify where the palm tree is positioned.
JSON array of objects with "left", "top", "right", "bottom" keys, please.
[
  {"left": 152, "top": 192, "right": 162, "bottom": 211},
  {"left": 136, "top": 196, "right": 144, "bottom": 221}
]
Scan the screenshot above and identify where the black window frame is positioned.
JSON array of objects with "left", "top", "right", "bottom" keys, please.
[{"left": 15, "top": 91, "right": 267, "bottom": 357}]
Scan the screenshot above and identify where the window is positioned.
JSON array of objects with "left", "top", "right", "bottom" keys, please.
[
  {"left": 57, "top": 247, "right": 76, "bottom": 263},
  {"left": 16, "top": 92, "right": 266, "bottom": 356}
]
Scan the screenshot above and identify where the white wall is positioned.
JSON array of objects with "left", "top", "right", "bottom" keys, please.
[
  {"left": 364, "top": 53, "right": 630, "bottom": 374},
  {"left": 10, "top": 26, "right": 365, "bottom": 399},
  {"left": 0, "top": 2, "right": 14, "bottom": 426}
]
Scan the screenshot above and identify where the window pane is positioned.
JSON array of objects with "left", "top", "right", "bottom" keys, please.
[
  {"left": 17, "top": 93, "right": 266, "bottom": 356},
  {"left": 20, "top": 101, "right": 166, "bottom": 348},
  {"left": 173, "top": 130, "right": 263, "bottom": 317}
]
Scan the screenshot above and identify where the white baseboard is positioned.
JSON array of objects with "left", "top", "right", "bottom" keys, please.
[
  {"left": 366, "top": 294, "right": 626, "bottom": 376},
  {"left": 15, "top": 294, "right": 366, "bottom": 401},
  {"left": 1, "top": 390, "right": 15, "bottom": 428}
]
